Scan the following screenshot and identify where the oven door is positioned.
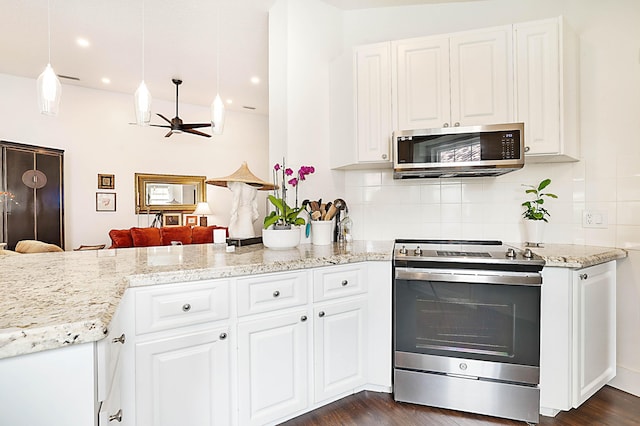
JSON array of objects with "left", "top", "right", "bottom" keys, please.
[{"left": 394, "top": 267, "right": 541, "bottom": 369}]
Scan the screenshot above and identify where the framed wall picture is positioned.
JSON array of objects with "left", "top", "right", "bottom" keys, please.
[
  {"left": 163, "top": 212, "right": 182, "bottom": 227},
  {"left": 184, "top": 215, "right": 198, "bottom": 226},
  {"left": 96, "top": 192, "right": 116, "bottom": 212},
  {"left": 98, "top": 174, "right": 115, "bottom": 189}
]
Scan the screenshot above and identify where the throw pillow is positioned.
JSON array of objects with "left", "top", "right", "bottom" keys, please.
[{"left": 130, "top": 227, "right": 162, "bottom": 247}]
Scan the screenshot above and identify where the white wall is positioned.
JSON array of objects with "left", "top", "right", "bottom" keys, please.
[
  {"left": 270, "top": 0, "right": 640, "bottom": 397},
  {"left": 0, "top": 73, "right": 269, "bottom": 249}
]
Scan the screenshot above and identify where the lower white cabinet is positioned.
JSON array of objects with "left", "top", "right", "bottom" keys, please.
[
  {"left": 314, "top": 298, "right": 367, "bottom": 403},
  {"left": 540, "top": 261, "right": 616, "bottom": 416},
  {"left": 135, "top": 326, "right": 231, "bottom": 426},
  {"left": 237, "top": 310, "right": 310, "bottom": 426}
]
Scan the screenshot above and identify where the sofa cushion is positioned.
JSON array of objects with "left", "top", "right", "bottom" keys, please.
[
  {"left": 130, "top": 227, "right": 162, "bottom": 247},
  {"left": 191, "top": 226, "right": 216, "bottom": 244},
  {"left": 108, "top": 229, "right": 133, "bottom": 248},
  {"left": 160, "top": 226, "right": 193, "bottom": 246}
]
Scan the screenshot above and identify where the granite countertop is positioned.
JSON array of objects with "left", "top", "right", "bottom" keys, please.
[
  {"left": 0, "top": 241, "right": 392, "bottom": 360},
  {"left": 0, "top": 240, "right": 628, "bottom": 360},
  {"left": 511, "top": 243, "right": 628, "bottom": 268}
]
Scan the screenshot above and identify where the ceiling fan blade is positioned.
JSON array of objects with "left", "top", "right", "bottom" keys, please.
[
  {"left": 157, "top": 113, "right": 172, "bottom": 124},
  {"left": 150, "top": 124, "right": 171, "bottom": 128},
  {"left": 164, "top": 130, "right": 173, "bottom": 138},
  {"left": 184, "top": 128, "right": 211, "bottom": 138},
  {"left": 181, "top": 123, "right": 212, "bottom": 130}
]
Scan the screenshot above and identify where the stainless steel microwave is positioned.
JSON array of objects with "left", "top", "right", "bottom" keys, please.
[{"left": 393, "top": 123, "right": 525, "bottom": 179}]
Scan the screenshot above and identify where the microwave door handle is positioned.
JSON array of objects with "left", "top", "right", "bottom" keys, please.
[{"left": 394, "top": 267, "right": 542, "bottom": 286}]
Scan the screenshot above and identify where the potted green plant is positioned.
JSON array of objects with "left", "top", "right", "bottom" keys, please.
[
  {"left": 521, "top": 178, "right": 557, "bottom": 244},
  {"left": 262, "top": 160, "right": 314, "bottom": 249}
]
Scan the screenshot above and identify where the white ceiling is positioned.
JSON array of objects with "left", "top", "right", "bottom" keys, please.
[{"left": 0, "top": 0, "right": 472, "bottom": 117}]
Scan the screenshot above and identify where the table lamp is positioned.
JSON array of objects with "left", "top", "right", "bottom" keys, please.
[{"left": 193, "top": 202, "right": 213, "bottom": 226}]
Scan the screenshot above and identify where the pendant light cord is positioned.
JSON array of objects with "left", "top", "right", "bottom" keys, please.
[
  {"left": 141, "top": 0, "right": 145, "bottom": 81},
  {"left": 47, "top": 0, "right": 51, "bottom": 64},
  {"left": 216, "top": 0, "right": 220, "bottom": 92}
]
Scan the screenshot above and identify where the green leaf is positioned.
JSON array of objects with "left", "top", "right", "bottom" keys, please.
[
  {"left": 293, "top": 217, "right": 306, "bottom": 226},
  {"left": 267, "top": 195, "right": 284, "bottom": 212},
  {"left": 538, "top": 179, "right": 551, "bottom": 191},
  {"left": 525, "top": 189, "right": 537, "bottom": 194},
  {"left": 263, "top": 213, "right": 279, "bottom": 229},
  {"left": 544, "top": 193, "right": 558, "bottom": 199}
]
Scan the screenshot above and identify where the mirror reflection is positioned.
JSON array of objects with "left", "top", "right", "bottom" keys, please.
[{"left": 135, "top": 173, "right": 206, "bottom": 213}]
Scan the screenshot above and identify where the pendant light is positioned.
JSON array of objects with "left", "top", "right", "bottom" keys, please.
[
  {"left": 134, "top": 0, "right": 152, "bottom": 126},
  {"left": 37, "top": 0, "right": 61, "bottom": 116},
  {"left": 210, "top": 0, "right": 225, "bottom": 135}
]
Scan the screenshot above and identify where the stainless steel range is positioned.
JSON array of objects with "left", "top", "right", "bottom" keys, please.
[{"left": 392, "top": 239, "right": 545, "bottom": 424}]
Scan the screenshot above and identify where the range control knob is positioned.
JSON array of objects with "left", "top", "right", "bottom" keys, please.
[
  {"left": 506, "top": 248, "right": 516, "bottom": 258},
  {"left": 399, "top": 245, "right": 408, "bottom": 255},
  {"left": 414, "top": 246, "right": 422, "bottom": 256},
  {"left": 523, "top": 248, "right": 533, "bottom": 259}
]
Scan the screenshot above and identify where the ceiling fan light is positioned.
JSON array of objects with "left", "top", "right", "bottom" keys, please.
[
  {"left": 37, "top": 63, "right": 61, "bottom": 116},
  {"left": 134, "top": 80, "right": 152, "bottom": 126},
  {"left": 211, "top": 94, "right": 225, "bottom": 135}
]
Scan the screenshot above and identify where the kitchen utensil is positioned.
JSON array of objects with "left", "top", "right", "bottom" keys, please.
[{"left": 325, "top": 204, "right": 338, "bottom": 221}]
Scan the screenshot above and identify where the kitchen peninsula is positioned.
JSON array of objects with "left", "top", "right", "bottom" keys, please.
[{"left": 0, "top": 241, "right": 626, "bottom": 425}]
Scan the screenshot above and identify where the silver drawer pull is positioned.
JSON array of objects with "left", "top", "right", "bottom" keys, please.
[
  {"left": 318, "top": 311, "right": 325, "bottom": 318},
  {"left": 111, "top": 333, "right": 125, "bottom": 345},
  {"left": 109, "top": 409, "right": 123, "bottom": 422},
  {"left": 219, "top": 332, "right": 227, "bottom": 340},
  {"left": 525, "top": 146, "right": 531, "bottom": 152},
  {"left": 273, "top": 290, "right": 280, "bottom": 298},
  {"left": 182, "top": 303, "right": 191, "bottom": 312},
  {"left": 341, "top": 279, "right": 348, "bottom": 286},
  {"left": 300, "top": 315, "right": 307, "bottom": 322},
  {"left": 579, "top": 273, "right": 588, "bottom": 280}
]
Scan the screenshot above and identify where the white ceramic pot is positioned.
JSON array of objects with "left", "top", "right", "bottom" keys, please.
[
  {"left": 262, "top": 226, "right": 301, "bottom": 250},
  {"left": 311, "top": 220, "right": 334, "bottom": 245},
  {"left": 523, "top": 220, "right": 546, "bottom": 245}
]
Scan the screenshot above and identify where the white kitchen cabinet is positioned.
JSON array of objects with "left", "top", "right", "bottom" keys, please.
[
  {"left": 313, "top": 298, "right": 367, "bottom": 403},
  {"left": 237, "top": 310, "right": 310, "bottom": 426},
  {"left": 355, "top": 42, "right": 393, "bottom": 164},
  {"left": 539, "top": 261, "right": 616, "bottom": 416},
  {"left": 514, "top": 17, "right": 579, "bottom": 161},
  {"left": 394, "top": 25, "right": 513, "bottom": 130},
  {"left": 135, "top": 326, "right": 231, "bottom": 426}
]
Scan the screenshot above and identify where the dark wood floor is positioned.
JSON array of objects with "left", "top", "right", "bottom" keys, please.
[{"left": 281, "top": 386, "right": 640, "bottom": 425}]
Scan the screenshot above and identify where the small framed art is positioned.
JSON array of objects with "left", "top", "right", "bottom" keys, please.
[
  {"left": 163, "top": 213, "right": 182, "bottom": 227},
  {"left": 96, "top": 192, "right": 116, "bottom": 212},
  {"left": 98, "top": 174, "right": 115, "bottom": 190},
  {"left": 184, "top": 215, "right": 198, "bottom": 226}
]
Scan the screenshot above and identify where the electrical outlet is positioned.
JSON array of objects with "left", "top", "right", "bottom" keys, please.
[{"left": 583, "top": 210, "right": 608, "bottom": 228}]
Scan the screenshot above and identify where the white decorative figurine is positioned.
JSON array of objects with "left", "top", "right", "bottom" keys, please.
[{"left": 228, "top": 181, "right": 259, "bottom": 238}]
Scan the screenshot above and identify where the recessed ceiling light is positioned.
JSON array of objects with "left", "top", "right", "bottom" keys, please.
[
  {"left": 76, "top": 38, "right": 90, "bottom": 48},
  {"left": 101, "top": 77, "right": 111, "bottom": 84},
  {"left": 226, "top": 99, "right": 233, "bottom": 105},
  {"left": 250, "top": 76, "right": 260, "bottom": 85}
]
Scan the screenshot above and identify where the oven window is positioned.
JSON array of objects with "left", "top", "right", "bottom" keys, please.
[{"left": 395, "top": 279, "right": 540, "bottom": 367}]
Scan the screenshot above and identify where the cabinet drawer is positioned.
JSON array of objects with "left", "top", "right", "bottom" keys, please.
[
  {"left": 237, "top": 271, "right": 308, "bottom": 317},
  {"left": 135, "top": 280, "right": 230, "bottom": 335},
  {"left": 313, "top": 264, "right": 366, "bottom": 302}
]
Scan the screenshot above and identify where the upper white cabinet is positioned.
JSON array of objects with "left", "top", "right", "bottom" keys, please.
[
  {"left": 355, "top": 42, "right": 393, "bottom": 164},
  {"left": 514, "top": 17, "right": 579, "bottom": 161},
  {"left": 394, "top": 26, "right": 514, "bottom": 130}
]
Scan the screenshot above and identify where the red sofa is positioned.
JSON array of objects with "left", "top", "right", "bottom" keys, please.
[{"left": 108, "top": 226, "right": 228, "bottom": 249}]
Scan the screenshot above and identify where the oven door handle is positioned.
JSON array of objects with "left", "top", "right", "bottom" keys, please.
[{"left": 395, "top": 267, "right": 542, "bottom": 286}]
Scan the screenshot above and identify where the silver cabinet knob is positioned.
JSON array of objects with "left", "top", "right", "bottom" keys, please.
[
  {"left": 525, "top": 146, "right": 531, "bottom": 152},
  {"left": 219, "top": 332, "right": 227, "bottom": 340},
  {"left": 341, "top": 280, "right": 348, "bottom": 286},
  {"left": 579, "top": 273, "right": 588, "bottom": 280},
  {"left": 182, "top": 303, "right": 191, "bottom": 312},
  {"left": 523, "top": 248, "right": 533, "bottom": 259},
  {"left": 112, "top": 333, "right": 125, "bottom": 345},
  {"left": 273, "top": 290, "right": 280, "bottom": 298},
  {"left": 318, "top": 311, "right": 325, "bottom": 318},
  {"left": 454, "top": 122, "right": 460, "bottom": 127},
  {"left": 300, "top": 315, "right": 307, "bottom": 322},
  {"left": 506, "top": 248, "right": 516, "bottom": 258},
  {"left": 381, "top": 154, "right": 388, "bottom": 160},
  {"left": 443, "top": 122, "right": 450, "bottom": 127},
  {"left": 109, "top": 409, "right": 123, "bottom": 422}
]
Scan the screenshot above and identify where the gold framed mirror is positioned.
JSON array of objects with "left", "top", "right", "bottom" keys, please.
[{"left": 135, "top": 173, "right": 206, "bottom": 213}]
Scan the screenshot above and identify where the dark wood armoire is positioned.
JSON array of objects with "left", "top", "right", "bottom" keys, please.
[{"left": 1, "top": 141, "right": 64, "bottom": 250}]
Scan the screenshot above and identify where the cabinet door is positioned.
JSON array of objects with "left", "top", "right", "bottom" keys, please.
[
  {"left": 238, "top": 310, "right": 309, "bottom": 426},
  {"left": 573, "top": 262, "right": 616, "bottom": 407},
  {"left": 355, "top": 42, "right": 393, "bottom": 163},
  {"left": 394, "top": 36, "right": 451, "bottom": 130},
  {"left": 515, "top": 19, "right": 561, "bottom": 156},
  {"left": 449, "top": 26, "right": 514, "bottom": 127},
  {"left": 135, "top": 327, "right": 230, "bottom": 426},
  {"left": 314, "top": 298, "right": 367, "bottom": 403}
]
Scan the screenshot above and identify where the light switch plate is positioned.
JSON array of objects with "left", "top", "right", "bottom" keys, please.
[{"left": 582, "top": 210, "right": 608, "bottom": 228}]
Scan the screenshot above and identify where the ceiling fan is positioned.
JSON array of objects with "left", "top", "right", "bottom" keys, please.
[{"left": 151, "top": 79, "right": 212, "bottom": 138}]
